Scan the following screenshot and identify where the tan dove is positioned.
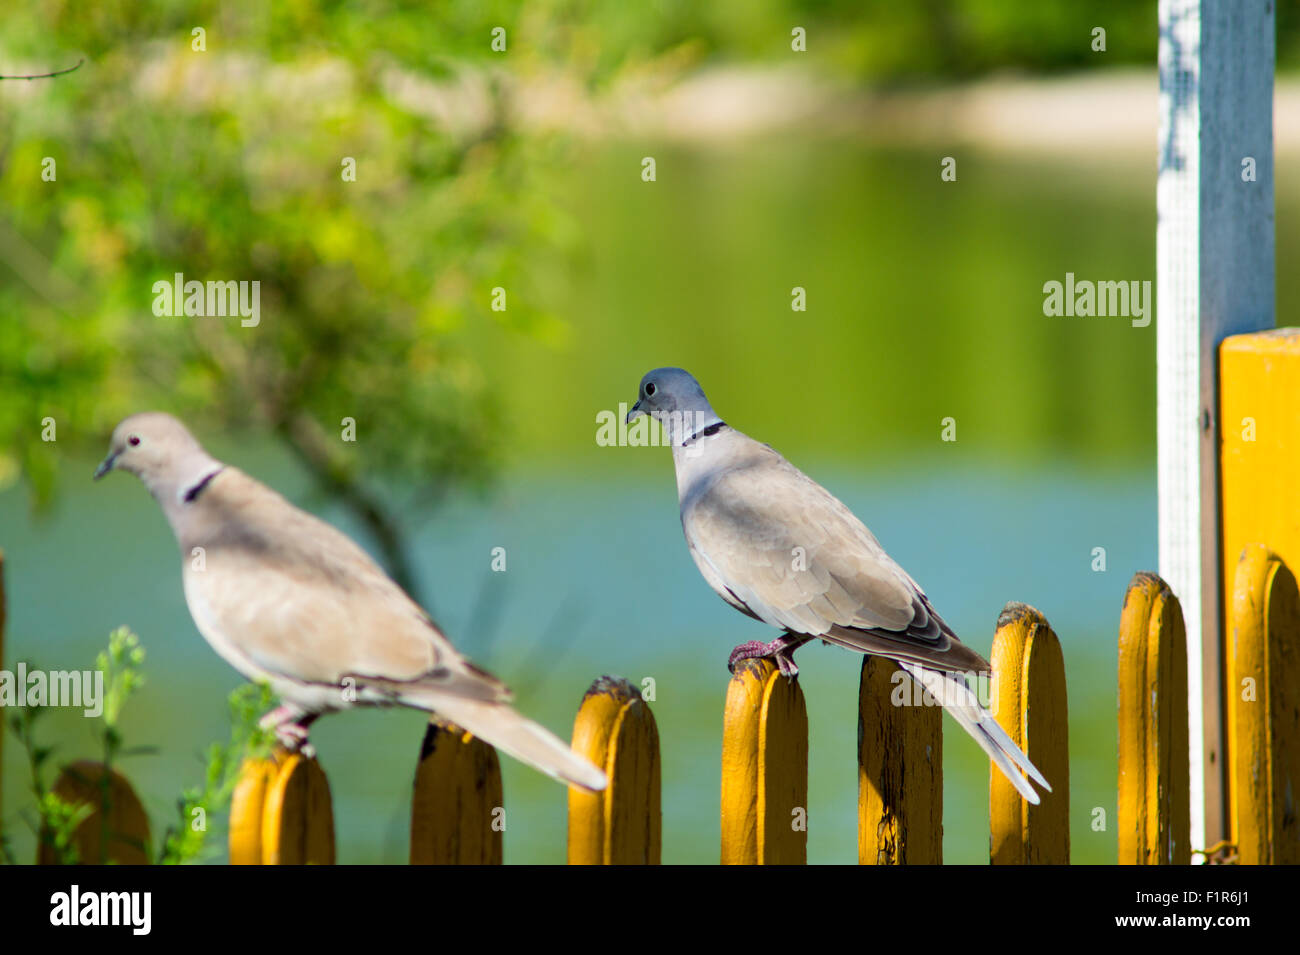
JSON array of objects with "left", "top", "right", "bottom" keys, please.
[
  {"left": 95, "top": 412, "right": 605, "bottom": 791},
  {"left": 627, "top": 367, "right": 1049, "bottom": 803}
]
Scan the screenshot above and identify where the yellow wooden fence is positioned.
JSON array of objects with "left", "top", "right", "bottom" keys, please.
[
  {"left": 1227, "top": 546, "right": 1300, "bottom": 864},
  {"left": 990, "top": 602, "right": 1069, "bottom": 864},
  {"left": 569, "top": 675, "right": 662, "bottom": 864},
  {"left": 1117, "top": 572, "right": 1189, "bottom": 864},
  {"left": 4, "top": 551, "right": 1295, "bottom": 865}
]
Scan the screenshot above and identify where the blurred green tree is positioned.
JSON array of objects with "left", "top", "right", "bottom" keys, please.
[
  {"left": 3, "top": 0, "right": 1298, "bottom": 601},
  {"left": 0, "top": 4, "right": 581, "bottom": 603}
]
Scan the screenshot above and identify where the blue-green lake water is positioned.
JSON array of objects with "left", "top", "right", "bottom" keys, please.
[{"left": 2, "top": 450, "right": 1148, "bottom": 864}]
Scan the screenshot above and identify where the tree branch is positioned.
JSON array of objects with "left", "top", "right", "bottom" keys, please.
[
  {"left": 278, "top": 412, "right": 430, "bottom": 611},
  {"left": 0, "top": 58, "right": 84, "bottom": 81}
]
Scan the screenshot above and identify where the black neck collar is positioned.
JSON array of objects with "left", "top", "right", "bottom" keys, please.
[
  {"left": 681, "top": 421, "right": 727, "bottom": 447},
  {"left": 182, "top": 466, "right": 225, "bottom": 503}
]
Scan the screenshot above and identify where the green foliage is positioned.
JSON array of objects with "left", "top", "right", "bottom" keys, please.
[
  {"left": 4, "top": 627, "right": 148, "bottom": 863},
  {"left": 3, "top": 627, "right": 278, "bottom": 864},
  {"left": 0, "top": 3, "right": 584, "bottom": 601},
  {"left": 0, "top": 3, "right": 574, "bottom": 477},
  {"left": 5, "top": 704, "right": 93, "bottom": 864},
  {"left": 814, "top": 1, "right": 1156, "bottom": 80},
  {"left": 0, "top": 3, "right": 1297, "bottom": 500},
  {"left": 158, "top": 682, "right": 275, "bottom": 865},
  {"left": 96, "top": 625, "right": 145, "bottom": 732}
]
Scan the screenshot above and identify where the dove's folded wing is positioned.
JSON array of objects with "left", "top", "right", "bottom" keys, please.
[
  {"left": 683, "top": 443, "right": 990, "bottom": 674},
  {"left": 180, "top": 468, "right": 509, "bottom": 702}
]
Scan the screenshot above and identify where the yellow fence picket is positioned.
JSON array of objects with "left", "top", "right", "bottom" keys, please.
[
  {"left": 229, "top": 755, "right": 278, "bottom": 864},
  {"left": 1229, "top": 545, "right": 1300, "bottom": 864},
  {"left": 37, "top": 760, "right": 151, "bottom": 864},
  {"left": 1117, "top": 573, "right": 1189, "bottom": 864},
  {"left": 720, "top": 658, "right": 807, "bottom": 865},
  {"left": 568, "top": 676, "right": 661, "bottom": 864},
  {"left": 229, "top": 749, "right": 334, "bottom": 864},
  {"left": 262, "top": 751, "right": 334, "bottom": 864},
  {"left": 1221, "top": 330, "right": 1300, "bottom": 859},
  {"left": 410, "top": 718, "right": 503, "bottom": 864},
  {"left": 990, "top": 602, "right": 1069, "bottom": 864},
  {"left": 858, "top": 656, "right": 941, "bottom": 864}
]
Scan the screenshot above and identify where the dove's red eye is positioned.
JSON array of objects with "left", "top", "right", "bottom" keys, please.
[{"left": 128, "top": 435, "right": 141, "bottom": 446}]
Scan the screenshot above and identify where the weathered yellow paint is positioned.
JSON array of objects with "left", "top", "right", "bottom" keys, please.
[
  {"left": 259, "top": 749, "right": 335, "bottom": 864},
  {"left": 568, "top": 676, "right": 661, "bottom": 864},
  {"left": 720, "top": 658, "right": 807, "bottom": 865},
  {"left": 1116, "top": 573, "right": 1190, "bottom": 864},
  {"left": 38, "top": 760, "right": 151, "bottom": 864},
  {"left": 410, "top": 718, "right": 503, "bottom": 864},
  {"left": 858, "top": 656, "right": 941, "bottom": 864},
  {"left": 1216, "top": 335, "right": 1300, "bottom": 867},
  {"left": 989, "top": 602, "right": 1070, "bottom": 864},
  {"left": 229, "top": 755, "right": 278, "bottom": 864},
  {"left": 1221, "top": 329, "right": 1300, "bottom": 850},
  {"left": 1228, "top": 545, "right": 1300, "bottom": 864}
]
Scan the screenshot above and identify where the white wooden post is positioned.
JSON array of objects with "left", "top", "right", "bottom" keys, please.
[{"left": 1157, "top": 0, "right": 1274, "bottom": 858}]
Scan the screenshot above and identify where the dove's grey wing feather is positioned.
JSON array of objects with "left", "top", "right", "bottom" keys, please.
[
  {"left": 683, "top": 438, "right": 990, "bottom": 674},
  {"left": 179, "top": 468, "right": 507, "bottom": 702}
]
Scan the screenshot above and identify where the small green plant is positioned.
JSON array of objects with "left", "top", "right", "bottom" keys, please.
[
  {"left": 3, "top": 627, "right": 277, "bottom": 864},
  {"left": 96, "top": 627, "right": 147, "bottom": 732},
  {"left": 93, "top": 627, "right": 150, "bottom": 861},
  {"left": 157, "top": 682, "right": 275, "bottom": 865},
  {"left": 4, "top": 704, "right": 93, "bottom": 864}
]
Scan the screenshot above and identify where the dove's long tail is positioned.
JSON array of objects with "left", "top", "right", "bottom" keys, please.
[
  {"left": 899, "top": 661, "right": 1050, "bottom": 805},
  {"left": 401, "top": 692, "right": 607, "bottom": 792}
]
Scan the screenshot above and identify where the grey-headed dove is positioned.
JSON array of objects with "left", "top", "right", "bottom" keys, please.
[{"left": 627, "top": 368, "right": 1049, "bottom": 803}]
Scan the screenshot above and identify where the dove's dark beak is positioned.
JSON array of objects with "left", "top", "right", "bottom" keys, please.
[
  {"left": 93, "top": 452, "right": 117, "bottom": 481},
  {"left": 626, "top": 400, "right": 644, "bottom": 425}
]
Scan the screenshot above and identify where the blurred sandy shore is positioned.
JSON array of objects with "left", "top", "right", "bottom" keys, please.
[
  {"left": 16, "top": 50, "right": 1287, "bottom": 161},
  {"left": 511, "top": 66, "right": 1300, "bottom": 160}
]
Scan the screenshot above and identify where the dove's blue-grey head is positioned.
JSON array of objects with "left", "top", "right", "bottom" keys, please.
[
  {"left": 95, "top": 412, "right": 224, "bottom": 515},
  {"left": 627, "top": 367, "right": 723, "bottom": 445}
]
